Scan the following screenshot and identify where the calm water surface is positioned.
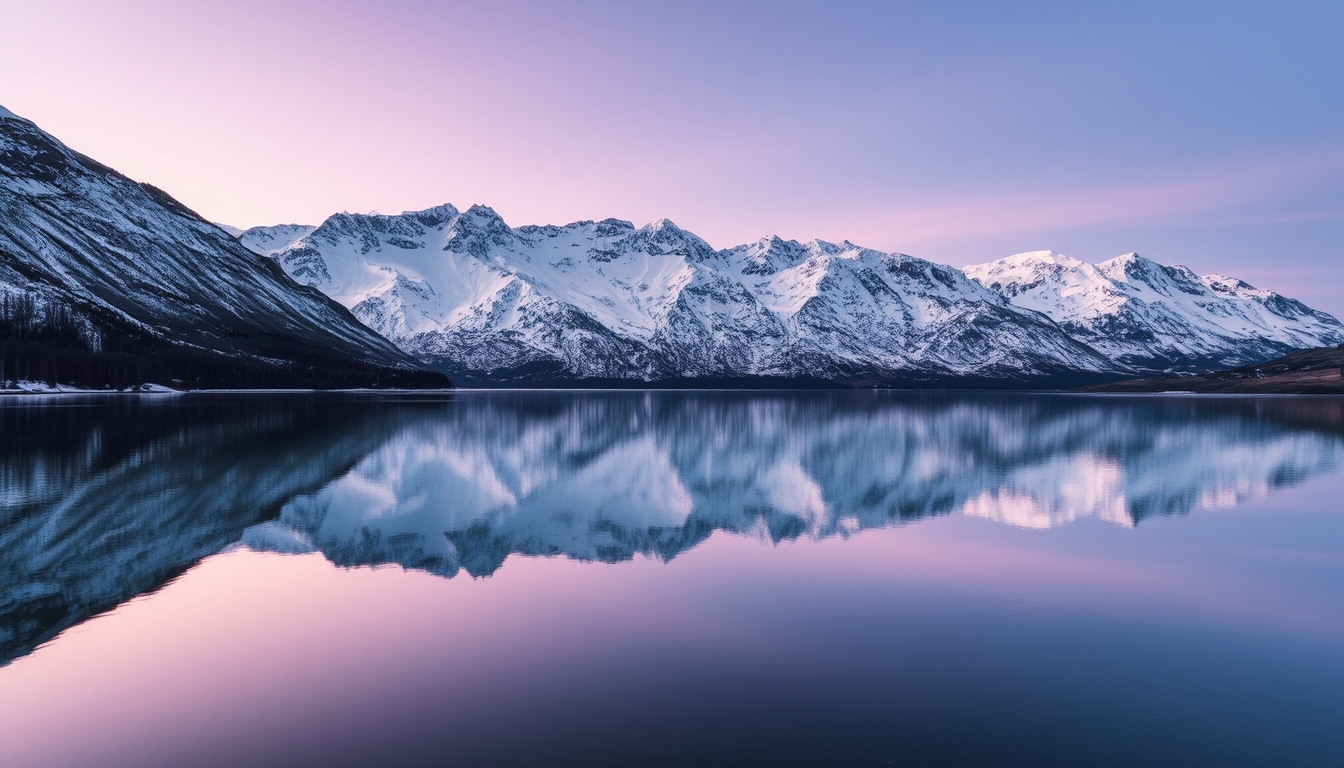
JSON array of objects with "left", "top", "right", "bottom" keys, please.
[{"left": 0, "top": 391, "right": 1341, "bottom": 767}]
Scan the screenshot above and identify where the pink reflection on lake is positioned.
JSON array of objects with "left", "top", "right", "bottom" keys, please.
[
  {"left": 1, "top": 392, "right": 1342, "bottom": 767},
  {"left": 1, "top": 468, "right": 1340, "bottom": 768}
]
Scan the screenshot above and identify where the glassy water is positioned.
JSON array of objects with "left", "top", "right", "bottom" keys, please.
[{"left": 0, "top": 391, "right": 1341, "bottom": 767}]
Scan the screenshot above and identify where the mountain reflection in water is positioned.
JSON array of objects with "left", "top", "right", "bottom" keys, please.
[{"left": 2, "top": 391, "right": 1342, "bottom": 667}]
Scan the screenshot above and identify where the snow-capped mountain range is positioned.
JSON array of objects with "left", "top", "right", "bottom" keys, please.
[
  {"left": 965, "top": 251, "right": 1343, "bottom": 371},
  {"left": 234, "top": 205, "right": 1344, "bottom": 384},
  {"left": 0, "top": 104, "right": 444, "bottom": 389}
]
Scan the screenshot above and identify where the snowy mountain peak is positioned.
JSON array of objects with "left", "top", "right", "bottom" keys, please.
[
  {"left": 408, "top": 202, "right": 460, "bottom": 226},
  {"left": 595, "top": 217, "right": 635, "bottom": 237},
  {"left": 444, "top": 204, "right": 514, "bottom": 258},
  {"left": 234, "top": 223, "right": 316, "bottom": 256},
  {"left": 645, "top": 217, "right": 682, "bottom": 232},
  {"left": 631, "top": 217, "right": 717, "bottom": 261},
  {"left": 462, "top": 203, "right": 505, "bottom": 222},
  {"left": 0, "top": 104, "right": 25, "bottom": 122},
  {"left": 1101, "top": 251, "right": 1146, "bottom": 268},
  {"left": 1098, "top": 251, "right": 1171, "bottom": 283},
  {"left": 729, "top": 235, "right": 812, "bottom": 275},
  {"left": 967, "top": 251, "right": 1344, "bottom": 371}
]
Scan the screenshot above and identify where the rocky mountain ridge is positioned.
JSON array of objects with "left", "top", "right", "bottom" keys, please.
[
  {"left": 234, "top": 206, "right": 1344, "bottom": 385},
  {"left": 964, "top": 250, "right": 1343, "bottom": 372}
]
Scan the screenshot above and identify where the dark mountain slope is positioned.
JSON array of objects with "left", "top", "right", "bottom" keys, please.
[
  {"left": 1084, "top": 344, "right": 1344, "bottom": 394},
  {"left": 0, "top": 105, "right": 448, "bottom": 389}
]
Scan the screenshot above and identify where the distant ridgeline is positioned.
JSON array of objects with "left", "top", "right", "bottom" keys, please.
[
  {"left": 236, "top": 206, "right": 1344, "bottom": 388},
  {"left": 0, "top": 105, "right": 449, "bottom": 391}
]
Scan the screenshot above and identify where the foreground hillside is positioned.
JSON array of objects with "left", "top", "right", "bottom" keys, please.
[
  {"left": 1085, "top": 344, "right": 1344, "bottom": 394},
  {"left": 237, "top": 206, "right": 1343, "bottom": 387},
  {"left": 0, "top": 105, "right": 448, "bottom": 390}
]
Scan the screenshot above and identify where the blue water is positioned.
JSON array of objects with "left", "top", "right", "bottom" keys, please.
[{"left": 0, "top": 391, "right": 1341, "bottom": 766}]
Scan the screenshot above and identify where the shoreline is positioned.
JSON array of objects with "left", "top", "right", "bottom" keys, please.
[{"left": 3, "top": 385, "right": 1340, "bottom": 398}]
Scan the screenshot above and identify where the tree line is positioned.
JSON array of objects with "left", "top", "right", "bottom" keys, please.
[{"left": 0, "top": 290, "right": 448, "bottom": 390}]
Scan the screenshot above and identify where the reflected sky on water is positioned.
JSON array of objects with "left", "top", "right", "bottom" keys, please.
[{"left": 0, "top": 391, "right": 1341, "bottom": 767}]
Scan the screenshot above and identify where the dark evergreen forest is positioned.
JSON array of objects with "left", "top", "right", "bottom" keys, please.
[{"left": 0, "top": 291, "right": 449, "bottom": 390}]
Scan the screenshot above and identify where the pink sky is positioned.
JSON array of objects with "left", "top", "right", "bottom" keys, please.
[{"left": 2, "top": 1, "right": 1341, "bottom": 314}]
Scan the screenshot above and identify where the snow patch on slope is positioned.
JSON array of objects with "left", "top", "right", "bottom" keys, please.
[{"left": 235, "top": 223, "right": 316, "bottom": 256}]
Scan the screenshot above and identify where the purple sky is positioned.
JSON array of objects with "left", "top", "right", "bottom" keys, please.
[{"left": 3, "top": 1, "right": 1341, "bottom": 315}]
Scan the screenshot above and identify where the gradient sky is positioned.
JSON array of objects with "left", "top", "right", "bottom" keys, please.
[{"left": 2, "top": 0, "right": 1341, "bottom": 315}]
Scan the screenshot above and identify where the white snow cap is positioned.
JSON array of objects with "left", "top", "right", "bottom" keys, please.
[{"left": 0, "top": 103, "right": 22, "bottom": 121}]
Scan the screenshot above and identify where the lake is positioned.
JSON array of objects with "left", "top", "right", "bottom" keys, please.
[{"left": 0, "top": 391, "right": 1341, "bottom": 767}]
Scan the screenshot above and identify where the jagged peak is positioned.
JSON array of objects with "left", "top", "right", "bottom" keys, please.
[
  {"left": 594, "top": 218, "right": 635, "bottom": 237},
  {"left": 632, "top": 217, "right": 716, "bottom": 260},
  {"left": 804, "top": 238, "right": 897, "bottom": 261},
  {"left": 1098, "top": 252, "right": 1158, "bottom": 273},
  {"left": 746, "top": 234, "right": 804, "bottom": 253},
  {"left": 1105, "top": 251, "right": 1145, "bottom": 264},
  {"left": 1201, "top": 273, "right": 1257, "bottom": 293},
  {"left": 447, "top": 205, "right": 511, "bottom": 239},
  {"left": 406, "top": 202, "right": 459, "bottom": 216},
  {"left": 463, "top": 203, "right": 503, "bottom": 220},
  {"left": 646, "top": 217, "right": 679, "bottom": 230},
  {"left": 406, "top": 203, "right": 460, "bottom": 226},
  {"left": 730, "top": 235, "right": 811, "bottom": 274},
  {"left": 639, "top": 218, "right": 693, "bottom": 240},
  {"left": 331, "top": 210, "right": 378, "bottom": 222},
  {"left": 0, "top": 103, "right": 24, "bottom": 122},
  {"left": 1098, "top": 252, "right": 1194, "bottom": 289},
  {"left": 805, "top": 238, "right": 844, "bottom": 255}
]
